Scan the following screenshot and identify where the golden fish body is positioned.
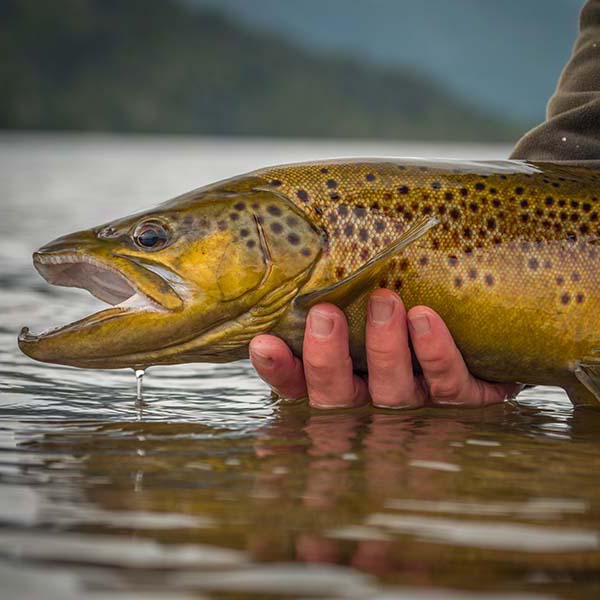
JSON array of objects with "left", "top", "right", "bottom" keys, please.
[{"left": 18, "top": 158, "right": 600, "bottom": 405}]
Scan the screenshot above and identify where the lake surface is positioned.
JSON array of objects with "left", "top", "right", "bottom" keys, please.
[{"left": 1, "top": 133, "right": 600, "bottom": 599}]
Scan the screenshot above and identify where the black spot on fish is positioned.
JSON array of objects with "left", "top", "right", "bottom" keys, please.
[
  {"left": 359, "top": 228, "right": 368, "bottom": 241},
  {"left": 354, "top": 206, "right": 367, "bottom": 218},
  {"left": 545, "top": 196, "right": 554, "bottom": 206},
  {"left": 301, "top": 248, "right": 312, "bottom": 257},
  {"left": 485, "top": 274, "right": 495, "bottom": 286},
  {"left": 447, "top": 255, "right": 458, "bottom": 266},
  {"left": 218, "top": 220, "right": 227, "bottom": 231},
  {"left": 247, "top": 240, "right": 256, "bottom": 249},
  {"left": 571, "top": 271, "right": 581, "bottom": 282},
  {"left": 438, "top": 205, "right": 447, "bottom": 215},
  {"left": 270, "top": 222, "right": 283, "bottom": 234},
  {"left": 520, "top": 199, "right": 529, "bottom": 208},
  {"left": 183, "top": 215, "right": 194, "bottom": 225},
  {"left": 556, "top": 275, "right": 565, "bottom": 285},
  {"left": 469, "top": 202, "right": 479, "bottom": 212},
  {"left": 454, "top": 276, "right": 463, "bottom": 288},
  {"left": 336, "top": 266, "right": 345, "bottom": 277},
  {"left": 528, "top": 258, "right": 539, "bottom": 270},
  {"left": 571, "top": 200, "right": 579, "bottom": 208},
  {"left": 475, "top": 182, "right": 485, "bottom": 191},
  {"left": 338, "top": 205, "right": 348, "bottom": 216},
  {"left": 559, "top": 199, "right": 567, "bottom": 207},
  {"left": 450, "top": 208, "right": 460, "bottom": 220},
  {"left": 486, "top": 218, "right": 496, "bottom": 230},
  {"left": 492, "top": 198, "right": 501, "bottom": 208},
  {"left": 404, "top": 211, "right": 413, "bottom": 221},
  {"left": 365, "top": 173, "right": 376, "bottom": 181},
  {"left": 398, "top": 185, "right": 410, "bottom": 194},
  {"left": 270, "top": 179, "right": 282, "bottom": 187},
  {"left": 520, "top": 213, "right": 529, "bottom": 223},
  {"left": 326, "top": 179, "right": 338, "bottom": 189},
  {"left": 515, "top": 187, "right": 524, "bottom": 195},
  {"left": 431, "top": 181, "right": 442, "bottom": 190},
  {"left": 344, "top": 224, "right": 354, "bottom": 236},
  {"left": 444, "top": 191, "right": 453, "bottom": 201},
  {"left": 561, "top": 292, "right": 571, "bottom": 305},
  {"left": 229, "top": 212, "right": 239, "bottom": 221},
  {"left": 234, "top": 201, "right": 246, "bottom": 211},
  {"left": 576, "top": 292, "right": 585, "bottom": 304},
  {"left": 286, "top": 216, "right": 299, "bottom": 227},
  {"left": 287, "top": 233, "right": 300, "bottom": 245},
  {"left": 314, "top": 206, "right": 324, "bottom": 216},
  {"left": 320, "top": 167, "right": 329, "bottom": 174},
  {"left": 330, "top": 193, "right": 340, "bottom": 201},
  {"left": 570, "top": 213, "right": 579, "bottom": 222},
  {"left": 460, "top": 187, "right": 469, "bottom": 197},
  {"left": 468, "top": 268, "right": 477, "bottom": 279},
  {"left": 240, "top": 228, "right": 249, "bottom": 238},
  {"left": 297, "top": 189, "right": 309, "bottom": 202},
  {"left": 267, "top": 205, "right": 282, "bottom": 216},
  {"left": 580, "top": 223, "right": 590, "bottom": 234},
  {"left": 375, "top": 221, "right": 385, "bottom": 233},
  {"left": 583, "top": 203, "right": 592, "bottom": 212},
  {"left": 419, "top": 256, "right": 428, "bottom": 266}
]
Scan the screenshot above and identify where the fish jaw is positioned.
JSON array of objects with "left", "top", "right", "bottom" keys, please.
[{"left": 18, "top": 238, "right": 187, "bottom": 368}]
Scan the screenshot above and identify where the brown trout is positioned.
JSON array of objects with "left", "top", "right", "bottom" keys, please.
[{"left": 17, "top": 159, "right": 600, "bottom": 406}]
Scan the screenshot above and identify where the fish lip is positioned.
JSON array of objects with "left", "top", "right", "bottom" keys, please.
[{"left": 20, "top": 251, "right": 167, "bottom": 343}]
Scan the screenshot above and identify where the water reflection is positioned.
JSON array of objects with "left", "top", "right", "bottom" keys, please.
[{"left": 2, "top": 397, "right": 598, "bottom": 596}]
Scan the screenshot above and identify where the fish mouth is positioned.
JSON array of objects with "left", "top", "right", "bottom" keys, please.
[{"left": 19, "top": 252, "right": 169, "bottom": 344}]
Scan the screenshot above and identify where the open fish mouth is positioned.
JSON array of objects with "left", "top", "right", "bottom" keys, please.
[{"left": 19, "top": 252, "right": 167, "bottom": 343}]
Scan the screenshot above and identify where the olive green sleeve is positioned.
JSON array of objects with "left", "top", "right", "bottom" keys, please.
[{"left": 510, "top": 0, "right": 600, "bottom": 166}]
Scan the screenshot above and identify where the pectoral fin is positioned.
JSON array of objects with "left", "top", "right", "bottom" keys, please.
[
  {"left": 573, "top": 355, "right": 600, "bottom": 405},
  {"left": 296, "top": 216, "right": 438, "bottom": 310}
]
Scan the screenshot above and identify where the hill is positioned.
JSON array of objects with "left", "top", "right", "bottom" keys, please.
[
  {"left": 0, "top": 0, "right": 523, "bottom": 141},
  {"left": 191, "top": 0, "right": 581, "bottom": 123}
]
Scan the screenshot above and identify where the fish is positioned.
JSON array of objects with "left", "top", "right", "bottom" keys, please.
[{"left": 17, "top": 158, "right": 600, "bottom": 406}]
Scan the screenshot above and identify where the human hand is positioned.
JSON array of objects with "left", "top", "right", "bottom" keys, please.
[{"left": 249, "top": 289, "right": 520, "bottom": 409}]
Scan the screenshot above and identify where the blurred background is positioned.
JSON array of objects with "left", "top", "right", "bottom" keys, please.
[{"left": 0, "top": 0, "right": 583, "bottom": 142}]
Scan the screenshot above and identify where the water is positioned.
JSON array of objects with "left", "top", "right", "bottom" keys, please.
[{"left": 1, "top": 132, "right": 600, "bottom": 599}]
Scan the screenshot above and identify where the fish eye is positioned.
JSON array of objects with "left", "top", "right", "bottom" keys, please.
[{"left": 133, "top": 221, "right": 169, "bottom": 251}]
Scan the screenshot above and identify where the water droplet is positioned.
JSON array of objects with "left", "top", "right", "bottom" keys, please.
[
  {"left": 134, "top": 368, "right": 145, "bottom": 401},
  {"left": 561, "top": 136, "right": 568, "bottom": 142}
]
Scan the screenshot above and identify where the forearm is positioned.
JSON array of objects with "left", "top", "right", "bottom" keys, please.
[{"left": 510, "top": 0, "right": 600, "bottom": 166}]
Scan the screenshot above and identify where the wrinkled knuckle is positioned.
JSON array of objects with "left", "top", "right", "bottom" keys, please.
[
  {"left": 304, "top": 353, "right": 336, "bottom": 372},
  {"left": 429, "top": 378, "right": 463, "bottom": 404},
  {"left": 420, "top": 353, "right": 454, "bottom": 376},
  {"left": 366, "top": 342, "right": 398, "bottom": 366}
]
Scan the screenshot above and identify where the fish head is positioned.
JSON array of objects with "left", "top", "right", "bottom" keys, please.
[{"left": 18, "top": 181, "right": 325, "bottom": 369}]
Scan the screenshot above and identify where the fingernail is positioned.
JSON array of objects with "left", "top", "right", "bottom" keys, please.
[
  {"left": 250, "top": 347, "right": 273, "bottom": 369},
  {"left": 369, "top": 296, "right": 395, "bottom": 324},
  {"left": 309, "top": 309, "right": 334, "bottom": 338},
  {"left": 408, "top": 312, "right": 431, "bottom": 336}
]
